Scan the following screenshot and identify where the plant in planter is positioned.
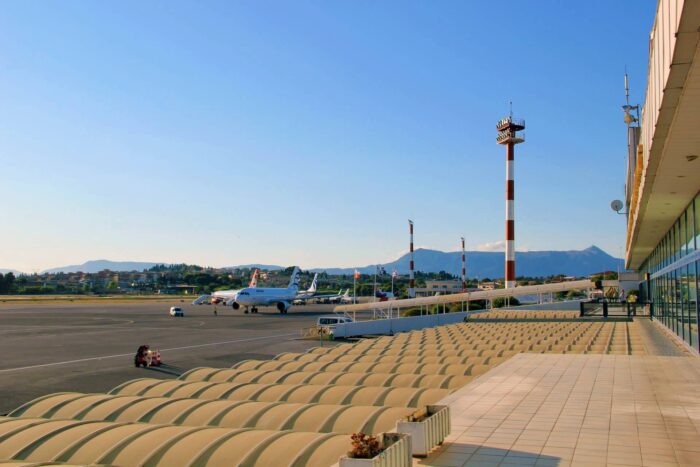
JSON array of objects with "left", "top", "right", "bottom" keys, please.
[
  {"left": 349, "top": 432, "right": 382, "bottom": 459},
  {"left": 397, "top": 405, "right": 450, "bottom": 457},
  {"left": 403, "top": 408, "right": 428, "bottom": 423},
  {"left": 340, "top": 432, "right": 411, "bottom": 467}
]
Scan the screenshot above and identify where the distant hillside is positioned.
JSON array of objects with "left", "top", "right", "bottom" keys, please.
[
  {"left": 23, "top": 245, "right": 623, "bottom": 277},
  {"left": 310, "top": 246, "right": 624, "bottom": 278},
  {"left": 228, "top": 264, "right": 285, "bottom": 271},
  {"left": 0, "top": 269, "right": 22, "bottom": 275},
  {"left": 42, "top": 260, "right": 163, "bottom": 274}
]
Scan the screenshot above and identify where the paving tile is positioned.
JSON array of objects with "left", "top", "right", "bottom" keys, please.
[
  {"left": 423, "top": 349, "right": 700, "bottom": 467},
  {"left": 606, "top": 453, "right": 643, "bottom": 466},
  {"left": 418, "top": 454, "right": 464, "bottom": 466},
  {"left": 533, "top": 460, "right": 563, "bottom": 467},
  {"left": 500, "top": 456, "right": 537, "bottom": 466},
  {"left": 674, "top": 450, "right": 700, "bottom": 464},
  {"left": 462, "top": 453, "right": 503, "bottom": 466},
  {"left": 445, "top": 444, "right": 479, "bottom": 455}
]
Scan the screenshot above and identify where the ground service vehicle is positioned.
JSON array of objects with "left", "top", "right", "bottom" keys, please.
[
  {"left": 134, "top": 345, "right": 161, "bottom": 367},
  {"left": 316, "top": 315, "right": 353, "bottom": 336}
]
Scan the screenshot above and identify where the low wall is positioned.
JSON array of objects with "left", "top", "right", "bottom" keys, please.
[
  {"left": 507, "top": 300, "right": 582, "bottom": 311},
  {"left": 334, "top": 311, "right": 473, "bottom": 338},
  {"left": 334, "top": 300, "right": 584, "bottom": 338}
]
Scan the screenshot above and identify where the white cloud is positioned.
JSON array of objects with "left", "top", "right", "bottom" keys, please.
[
  {"left": 474, "top": 241, "right": 530, "bottom": 252},
  {"left": 474, "top": 240, "right": 506, "bottom": 252}
]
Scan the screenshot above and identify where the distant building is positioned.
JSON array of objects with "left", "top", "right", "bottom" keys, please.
[
  {"left": 158, "top": 285, "right": 198, "bottom": 295},
  {"left": 416, "top": 280, "right": 463, "bottom": 297}
]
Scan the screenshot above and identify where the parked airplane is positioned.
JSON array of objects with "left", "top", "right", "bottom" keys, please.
[
  {"left": 191, "top": 269, "right": 258, "bottom": 306},
  {"left": 340, "top": 289, "right": 355, "bottom": 303},
  {"left": 295, "top": 273, "right": 318, "bottom": 300},
  {"left": 316, "top": 288, "right": 348, "bottom": 304},
  {"left": 293, "top": 275, "right": 349, "bottom": 305},
  {"left": 233, "top": 267, "right": 301, "bottom": 314}
]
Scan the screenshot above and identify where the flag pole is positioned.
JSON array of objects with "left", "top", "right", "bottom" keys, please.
[
  {"left": 353, "top": 273, "right": 356, "bottom": 305},
  {"left": 373, "top": 266, "right": 377, "bottom": 302}
]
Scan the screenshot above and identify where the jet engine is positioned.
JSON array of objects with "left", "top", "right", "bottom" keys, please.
[{"left": 276, "top": 301, "right": 290, "bottom": 314}]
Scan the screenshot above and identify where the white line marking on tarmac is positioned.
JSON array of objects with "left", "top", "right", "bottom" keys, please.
[{"left": 0, "top": 333, "right": 298, "bottom": 373}]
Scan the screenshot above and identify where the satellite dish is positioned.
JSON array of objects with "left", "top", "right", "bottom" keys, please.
[{"left": 610, "top": 200, "right": 624, "bottom": 212}]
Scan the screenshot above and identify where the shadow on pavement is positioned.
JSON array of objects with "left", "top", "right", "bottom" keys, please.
[{"left": 144, "top": 363, "right": 184, "bottom": 377}]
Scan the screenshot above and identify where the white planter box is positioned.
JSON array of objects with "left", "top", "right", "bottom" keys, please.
[
  {"left": 396, "top": 405, "right": 450, "bottom": 457},
  {"left": 339, "top": 433, "right": 412, "bottom": 467}
]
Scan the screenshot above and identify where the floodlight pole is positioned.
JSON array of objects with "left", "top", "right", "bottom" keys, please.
[{"left": 496, "top": 112, "right": 525, "bottom": 289}]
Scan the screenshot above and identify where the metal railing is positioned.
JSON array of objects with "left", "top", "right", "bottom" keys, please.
[
  {"left": 336, "top": 280, "right": 592, "bottom": 315},
  {"left": 496, "top": 131, "right": 525, "bottom": 144},
  {"left": 579, "top": 300, "right": 645, "bottom": 318},
  {"left": 496, "top": 117, "right": 525, "bottom": 129}
]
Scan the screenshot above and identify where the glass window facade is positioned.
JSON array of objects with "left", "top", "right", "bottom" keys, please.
[{"left": 641, "top": 193, "right": 700, "bottom": 352}]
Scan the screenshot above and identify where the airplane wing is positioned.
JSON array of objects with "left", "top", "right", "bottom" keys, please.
[{"left": 294, "top": 289, "right": 344, "bottom": 302}]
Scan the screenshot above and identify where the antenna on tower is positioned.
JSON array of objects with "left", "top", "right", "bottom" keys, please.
[
  {"left": 622, "top": 67, "right": 639, "bottom": 126},
  {"left": 509, "top": 101, "right": 513, "bottom": 118}
]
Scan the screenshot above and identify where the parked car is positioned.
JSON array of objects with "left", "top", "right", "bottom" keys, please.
[{"left": 169, "top": 306, "right": 184, "bottom": 317}]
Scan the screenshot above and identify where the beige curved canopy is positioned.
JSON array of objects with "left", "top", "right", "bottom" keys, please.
[
  {"left": 270, "top": 350, "right": 493, "bottom": 364},
  {"left": 10, "top": 393, "right": 412, "bottom": 435},
  {"left": 0, "top": 417, "right": 349, "bottom": 467},
  {"left": 109, "top": 378, "right": 449, "bottom": 408},
  {"left": 0, "top": 462, "right": 86, "bottom": 467},
  {"left": 178, "top": 367, "right": 469, "bottom": 389}
]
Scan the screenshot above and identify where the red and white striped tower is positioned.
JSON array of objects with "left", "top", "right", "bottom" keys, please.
[
  {"left": 496, "top": 113, "right": 525, "bottom": 289},
  {"left": 461, "top": 236, "right": 467, "bottom": 291},
  {"left": 408, "top": 219, "right": 415, "bottom": 298}
]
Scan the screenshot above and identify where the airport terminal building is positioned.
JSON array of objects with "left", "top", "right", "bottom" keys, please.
[{"left": 625, "top": 0, "right": 700, "bottom": 352}]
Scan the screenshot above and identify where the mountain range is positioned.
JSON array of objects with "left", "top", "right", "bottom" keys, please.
[
  {"left": 9, "top": 246, "right": 623, "bottom": 278},
  {"left": 41, "top": 260, "right": 163, "bottom": 274},
  {"left": 309, "top": 246, "right": 623, "bottom": 278},
  {"left": 0, "top": 269, "right": 22, "bottom": 275}
]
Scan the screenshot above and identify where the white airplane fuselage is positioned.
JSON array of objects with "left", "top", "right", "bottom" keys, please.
[
  {"left": 235, "top": 287, "right": 297, "bottom": 312},
  {"left": 210, "top": 289, "right": 241, "bottom": 305}
]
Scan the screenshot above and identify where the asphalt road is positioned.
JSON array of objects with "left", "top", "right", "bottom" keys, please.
[{"left": 0, "top": 300, "right": 342, "bottom": 414}]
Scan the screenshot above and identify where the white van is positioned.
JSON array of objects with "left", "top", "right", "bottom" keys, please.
[
  {"left": 316, "top": 315, "right": 353, "bottom": 336},
  {"left": 169, "top": 306, "right": 184, "bottom": 317}
]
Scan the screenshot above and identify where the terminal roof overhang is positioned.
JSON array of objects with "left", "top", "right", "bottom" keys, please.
[{"left": 627, "top": 2, "right": 700, "bottom": 270}]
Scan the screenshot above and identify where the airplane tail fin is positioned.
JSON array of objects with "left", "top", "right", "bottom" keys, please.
[
  {"left": 287, "top": 267, "right": 301, "bottom": 290},
  {"left": 308, "top": 273, "right": 318, "bottom": 293},
  {"left": 249, "top": 269, "right": 259, "bottom": 288}
]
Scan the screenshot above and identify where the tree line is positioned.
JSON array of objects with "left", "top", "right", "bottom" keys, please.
[{"left": 0, "top": 272, "right": 16, "bottom": 293}]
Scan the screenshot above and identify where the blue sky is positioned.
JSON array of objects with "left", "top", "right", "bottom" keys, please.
[{"left": 0, "top": 1, "right": 655, "bottom": 272}]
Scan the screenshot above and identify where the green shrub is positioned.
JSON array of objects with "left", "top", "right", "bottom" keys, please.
[{"left": 493, "top": 297, "right": 520, "bottom": 308}]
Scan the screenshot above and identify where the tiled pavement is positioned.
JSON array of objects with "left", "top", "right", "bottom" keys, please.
[
  {"left": 636, "top": 319, "right": 689, "bottom": 356},
  {"left": 421, "top": 354, "right": 700, "bottom": 466}
]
